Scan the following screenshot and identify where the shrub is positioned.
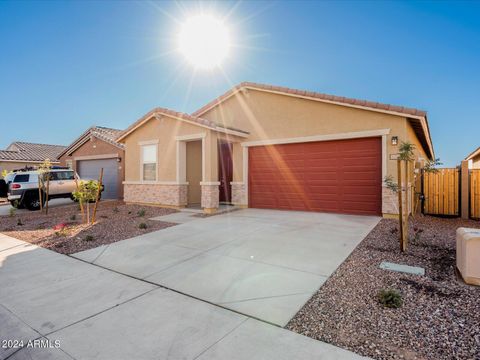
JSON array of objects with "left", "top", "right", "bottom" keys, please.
[
  {"left": 128, "top": 211, "right": 132, "bottom": 215},
  {"left": 412, "top": 226, "right": 424, "bottom": 244},
  {"left": 378, "top": 289, "right": 402, "bottom": 308},
  {"left": 84, "top": 235, "right": 94, "bottom": 242},
  {"left": 9, "top": 207, "right": 16, "bottom": 217},
  {"left": 139, "top": 222, "right": 147, "bottom": 229},
  {"left": 113, "top": 206, "right": 119, "bottom": 213},
  {"left": 70, "top": 214, "right": 76, "bottom": 221},
  {"left": 17, "top": 219, "right": 23, "bottom": 226},
  {"left": 137, "top": 209, "right": 146, "bottom": 217},
  {"left": 53, "top": 223, "right": 67, "bottom": 231}
]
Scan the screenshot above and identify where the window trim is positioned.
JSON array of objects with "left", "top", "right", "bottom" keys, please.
[{"left": 140, "top": 143, "right": 158, "bottom": 182}]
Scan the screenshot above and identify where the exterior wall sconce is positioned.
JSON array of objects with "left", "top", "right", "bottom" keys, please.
[
  {"left": 117, "top": 157, "right": 121, "bottom": 162},
  {"left": 391, "top": 136, "right": 398, "bottom": 146}
]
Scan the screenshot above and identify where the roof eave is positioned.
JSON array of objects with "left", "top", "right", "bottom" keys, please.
[
  {"left": 116, "top": 109, "right": 249, "bottom": 143},
  {"left": 466, "top": 147, "right": 480, "bottom": 161},
  {"left": 58, "top": 127, "right": 124, "bottom": 158}
]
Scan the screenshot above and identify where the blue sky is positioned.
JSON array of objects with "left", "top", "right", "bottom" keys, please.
[{"left": 0, "top": 1, "right": 479, "bottom": 166}]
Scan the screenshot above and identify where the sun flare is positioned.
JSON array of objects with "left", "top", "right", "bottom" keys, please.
[{"left": 178, "top": 14, "right": 231, "bottom": 70}]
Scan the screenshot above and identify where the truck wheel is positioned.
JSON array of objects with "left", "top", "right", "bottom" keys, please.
[{"left": 25, "top": 193, "right": 44, "bottom": 211}]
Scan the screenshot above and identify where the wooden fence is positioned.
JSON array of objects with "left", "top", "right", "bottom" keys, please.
[
  {"left": 471, "top": 169, "right": 480, "bottom": 219},
  {"left": 423, "top": 168, "right": 460, "bottom": 216}
]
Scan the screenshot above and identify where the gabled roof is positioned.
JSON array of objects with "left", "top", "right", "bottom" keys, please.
[
  {"left": 192, "top": 81, "right": 428, "bottom": 118},
  {"left": 191, "top": 81, "right": 434, "bottom": 159},
  {"left": 466, "top": 147, "right": 480, "bottom": 161},
  {"left": 58, "top": 126, "right": 125, "bottom": 158},
  {"left": 0, "top": 142, "right": 66, "bottom": 162},
  {"left": 116, "top": 107, "right": 249, "bottom": 142}
]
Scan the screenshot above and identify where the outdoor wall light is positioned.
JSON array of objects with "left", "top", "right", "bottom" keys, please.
[{"left": 391, "top": 136, "right": 398, "bottom": 146}]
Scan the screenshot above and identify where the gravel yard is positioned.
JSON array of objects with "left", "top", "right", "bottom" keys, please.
[
  {"left": 287, "top": 216, "right": 480, "bottom": 360},
  {"left": 0, "top": 201, "right": 177, "bottom": 254}
]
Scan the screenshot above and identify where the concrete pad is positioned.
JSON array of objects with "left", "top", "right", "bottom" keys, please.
[
  {"left": 86, "top": 242, "right": 203, "bottom": 279},
  {"left": 0, "top": 199, "right": 75, "bottom": 217},
  {"left": 0, "top": 305, "right": 40, "bottom": 360},
  {"left": 0, "top": 243, "right": 156, "bottom": 334},
  {"left": 150, "top": 211, "right": 199, "bottom": 223},
  {"left": 380, "top": 261, "right": 425, "bottom": 276},
  {"left": 68, "top": 208, "right": 378, "bottom": 326},
  {"left": 0, "top": 234, "right": 26, "bottom": 252},
  {"left": 8, "top": 344, "right": 74, "bottom": 360},
  {"left": 146, "top": 253, "right": 325, "bottom": 308},
  {"left": 210, "top": 231, "right": 361, "bottom": 276},
  {"left": 197, "top": 318, "right": 368, "bottom": 360},
  {"left": 51, "top": 288, "right": 246, "bottom": 360},
  {"left": 220, "top": 292, "right": 315, "bottom": 326},
  {"left": 70, "top": 244, "right": 108, "bottom": 263}
]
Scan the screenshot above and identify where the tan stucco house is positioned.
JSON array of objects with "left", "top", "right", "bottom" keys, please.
[
  {"left": 0, "top": 141, "right": 66, "bottom": 178},
  {"left": 117, "top": 82, "right": 434, "bottom": 216},
  {"left": 58, "top": 126, "right": 125, "bottom": 199},
  {"left": 466, "top": 147, "right": 480, "bottom": 169}
]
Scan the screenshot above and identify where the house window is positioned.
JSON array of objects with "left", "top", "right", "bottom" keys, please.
[
  {"left": 66, "top": 160, "right": 73, "bottom": 169},
  {"left": 142, "top": 144, "right": 157, "bottom": 181}
]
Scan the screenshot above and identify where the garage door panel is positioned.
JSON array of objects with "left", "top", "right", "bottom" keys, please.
[
  {"left": 248, "top": 137, "right": 381, "bottom": 215},
  {"left": 78, "top": 159, "right": 119, "bottom": 199},
  {"left": 304, "top": 173, "right": 339, "bottom": 181}
]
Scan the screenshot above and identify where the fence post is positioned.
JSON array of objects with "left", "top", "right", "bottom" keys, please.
[{"left": 461, "top": 160, "right": 469, "bottom": 219}]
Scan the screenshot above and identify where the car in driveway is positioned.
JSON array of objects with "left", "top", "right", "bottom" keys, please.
[{"left": 6, "top": 168, "right": 103, "bottom": 210}]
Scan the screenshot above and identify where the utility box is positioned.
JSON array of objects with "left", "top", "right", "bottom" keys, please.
[{"left": 456, "top": 228, "right": 480, "bottom": 286}]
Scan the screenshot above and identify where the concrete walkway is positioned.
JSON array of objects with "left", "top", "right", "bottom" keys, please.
[
  {"left": 74, "top": 209, "right": 379, "bottom": 326},
  {"left": 0, "top": 234, "right": 368, "bottom": 360}
]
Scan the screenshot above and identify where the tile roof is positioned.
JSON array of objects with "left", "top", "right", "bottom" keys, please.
[
  {"left": 191, "top": 81, "right": 433, "bottom": 159},
  {"left": 116, "top": 107, "right": 249, "bottom": 142},
  {"left": 192, "top": 81, "right": 428, "bottom": 118},
  {"left": 58, "top": 126, "right": 125, "bottom": 158},
  {"left": 0, "top": 142, "right": 66, "bottom": 162}
]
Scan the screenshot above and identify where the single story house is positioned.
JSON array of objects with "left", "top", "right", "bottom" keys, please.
[
  {"left": 466, "top": 147, "right": 480, "bottom": 169},
  {"left": 58, "top": 126, "right": 125, "bottom": 199},
  {"left": 0, "top": 141, "right": 66, "bottom": 178},
  {"left": 117, "top": 82, "right": 434, "bottom": 216}
]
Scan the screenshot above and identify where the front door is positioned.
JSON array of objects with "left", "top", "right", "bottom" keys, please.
[{"left": 218, "top": 141, "right": 233, "bottom": 203}]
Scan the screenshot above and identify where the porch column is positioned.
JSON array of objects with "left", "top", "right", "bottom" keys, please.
[{"left": 201, "top": 182, "right": 220, "bottom": 213}]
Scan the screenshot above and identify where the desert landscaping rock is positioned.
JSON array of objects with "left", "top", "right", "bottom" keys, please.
[
  {"left": 0, "top": 201, "right": 177, "bottom": 254},
  {"left": 287, "top": 216, "right": 480, "bottom": 360}
]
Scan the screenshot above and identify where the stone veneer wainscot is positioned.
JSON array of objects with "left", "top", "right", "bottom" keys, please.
[{"left": 123, "top": 183, "right": 187, "bottom": 207}]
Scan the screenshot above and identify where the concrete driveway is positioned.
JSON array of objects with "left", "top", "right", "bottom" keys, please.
[
  {"left": 74, "top": 209, "right": 380, "bottom": 326},
  {"left": 0, "top": 234, "right": 369, "bottom": 360},
  {"left": 0, "top": 198, "right": 74, "bottom": 216}
]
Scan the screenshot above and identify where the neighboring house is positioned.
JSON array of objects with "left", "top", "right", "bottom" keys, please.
[
  {"left": 466, "top": 147, "right": 480, "bottom": 169},
  {"left": 117, "top": 82, "right": 434, "bottom": 216},
  {"left": 0, "top": 142, "right": 66, "bottom": 178},
  {"left": 58, "top": 126, "right": 125, "bottom": 199}
]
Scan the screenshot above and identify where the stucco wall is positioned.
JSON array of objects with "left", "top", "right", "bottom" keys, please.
[
  {"left": 471, "top": 155, "right": 480, "bottom": 169},
  {"left": 122, "top": 115, "right": 218, "bottom": 182},
  {"left": 200, "top": 89, "right": 424, "bottom": 182},
  {"left": 59, "top": 136, "right": 125, "bottom": 198}
]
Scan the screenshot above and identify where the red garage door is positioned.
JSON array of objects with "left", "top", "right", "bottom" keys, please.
[{"left": 248, "top": 137, "right": 382, "bottom": 215}]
